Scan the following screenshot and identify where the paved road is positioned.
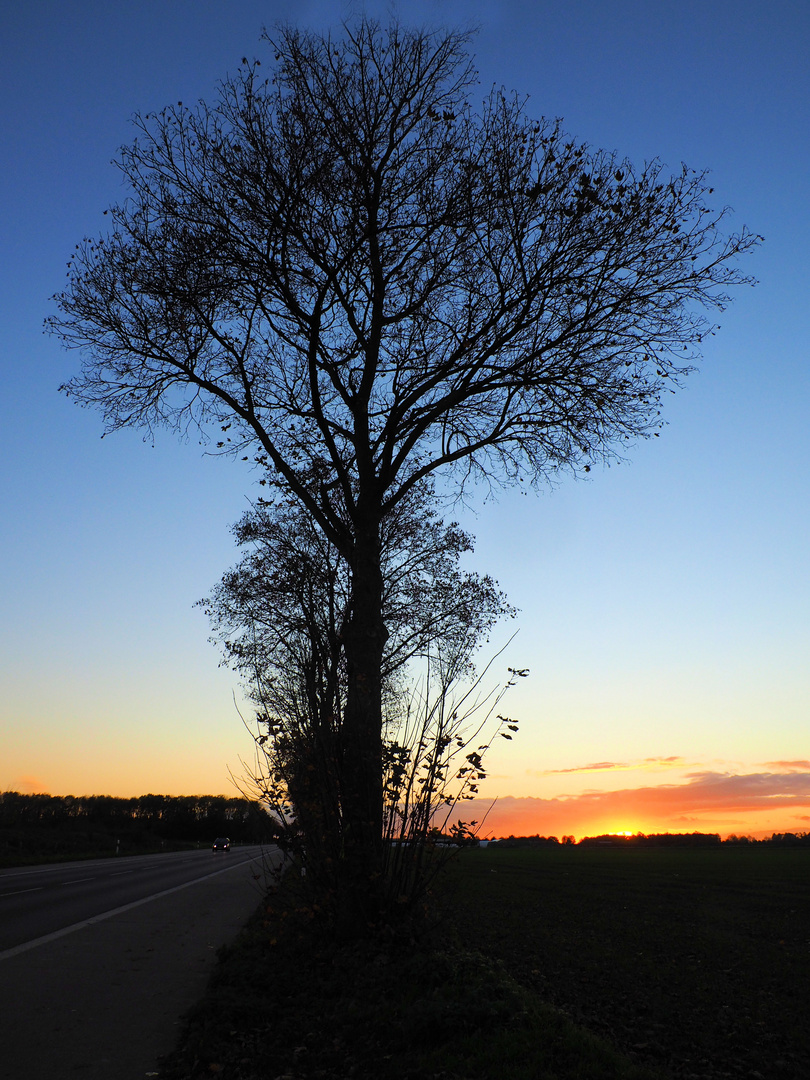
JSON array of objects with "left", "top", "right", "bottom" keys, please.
[
  {"left": 0, "top": 846, "right": 271, "bottom": 954},
  {"left": 0, "top": 846, "right": 284, "bottom": 1079}
]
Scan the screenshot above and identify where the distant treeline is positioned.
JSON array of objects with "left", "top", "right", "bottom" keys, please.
[
  {"left": 0, "top": 791, "right": 278, "bottom": 866},
  {"left": 579, "top": 832, "right": 723, "bottom": 847},
  {"left": 494, "top": 831, "right": 810, "bottom": 847}
]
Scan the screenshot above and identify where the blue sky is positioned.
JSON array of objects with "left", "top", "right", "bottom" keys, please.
[{"left": 2, "top": 0, "right": 808, "bottom": 836}]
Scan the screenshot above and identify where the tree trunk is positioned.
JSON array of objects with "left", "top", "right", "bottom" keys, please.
[{"left": 339, "top": 509, "right": 387, "bottom": 920}]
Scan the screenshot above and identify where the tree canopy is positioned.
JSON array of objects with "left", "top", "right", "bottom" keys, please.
[
  {"left": 202, "top": 479, "right": 511, "bottom": 693},
  {"left": 51, "top": 21, "right": 757, "bottom": 524}
]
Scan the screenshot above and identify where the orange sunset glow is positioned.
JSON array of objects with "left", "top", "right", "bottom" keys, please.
[{"left": 448, "top": 761, "right": 810, "bottom": 841}]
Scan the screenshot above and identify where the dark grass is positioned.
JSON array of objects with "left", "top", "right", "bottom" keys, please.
[
  {"left": 444, "top": 845, "right": 810, "bottom": 1079},
  {"left": 158, "top": 868, "right": 659, "bottom": 1080},
  {"left": 159, "top": 844, "right": 809, "bottom": 1080}
]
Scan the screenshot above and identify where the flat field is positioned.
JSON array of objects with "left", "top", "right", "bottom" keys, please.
[{"left": 444, "top": 844, "right": 810, "bottom": 1079}]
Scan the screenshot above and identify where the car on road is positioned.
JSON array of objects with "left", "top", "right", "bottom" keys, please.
[{"left": 212, "top": 836, "right": 231, "bottom": 852}]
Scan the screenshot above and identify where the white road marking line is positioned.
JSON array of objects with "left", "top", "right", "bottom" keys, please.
[
  {"left": 58, "top": 877, "right": 95, "bottom": 885},
  {"left": 0, "top": 887, "right": 44, "bottom": 898}
]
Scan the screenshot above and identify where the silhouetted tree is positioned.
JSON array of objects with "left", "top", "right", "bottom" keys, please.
[
  {"left": 201, "top": 478, "right": 512, "bottom": 906},
  {"left": 49, "top": 20, "right": 758, "bottom": 911}
]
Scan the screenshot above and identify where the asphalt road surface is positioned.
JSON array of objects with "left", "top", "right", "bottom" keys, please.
[
  {"left": 0, "top": 845, "right": 284, "bottom": 1079},
  {"left": 0, "top": 845, "right": 271, "bottom": 954}
]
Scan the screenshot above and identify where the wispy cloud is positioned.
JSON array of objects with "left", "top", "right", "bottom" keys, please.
[
  {"left": 764, "top": 760, "right": 810, "bottom": 771},
  {"left": 540, "top": 755, "right": 688, "bottom": 776},
  {"left": 543, "top": 761, "right": 630, "bottom": 775},
  {"left": 677, "top": 771, "right": 810, "bottom": 806}
]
